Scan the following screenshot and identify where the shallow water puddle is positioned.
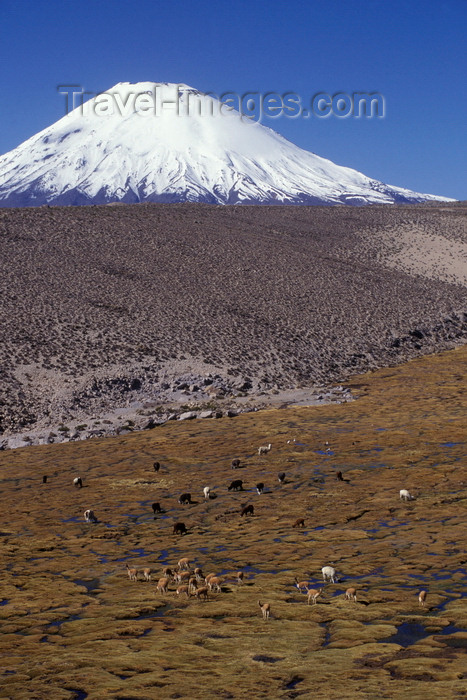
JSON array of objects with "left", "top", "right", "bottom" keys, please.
[
  {"left": 73, "top": 577, "right": 101, "bottom": 593},
  {"left": 381, "top": 621, "right": 427, "bottom": 647},
  {"left": 65, "top": 690, "right": 87, "bottom": 700}
]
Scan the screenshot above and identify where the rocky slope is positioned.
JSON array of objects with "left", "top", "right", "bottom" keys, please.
[{"left": 0, "top": 201, "right": 466, "bottom": 441}]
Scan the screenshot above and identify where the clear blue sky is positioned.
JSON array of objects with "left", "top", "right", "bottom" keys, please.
[{"left": 1, "top": 0, "right": 465, "bottom": 199}]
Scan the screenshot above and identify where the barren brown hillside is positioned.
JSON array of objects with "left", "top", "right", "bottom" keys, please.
[{"left": 1, "top": 202, "right": 466, "bottom": 435}]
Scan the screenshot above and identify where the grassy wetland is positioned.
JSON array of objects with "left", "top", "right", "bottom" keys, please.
[{"left": 1, "top": 343, "right": 466, "bottom": 699}]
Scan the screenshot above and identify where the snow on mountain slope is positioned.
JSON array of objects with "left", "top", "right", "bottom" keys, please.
[{"left": 0, "top": 82, "right": 455, "bottom": 207}]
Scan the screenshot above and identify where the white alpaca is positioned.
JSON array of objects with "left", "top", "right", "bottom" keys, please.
[
  {"left": 321, "top": 566, "right": 337, "bottom": 583},
  {"left": 258, "top": 443, "right": 272, "bottom": 455},
  {"left": 400, "top": 489, "right": 414, "bottom": 501}
]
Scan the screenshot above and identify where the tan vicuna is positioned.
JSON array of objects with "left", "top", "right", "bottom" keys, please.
[
  {"left": 178, "top": 557, "right": 190, "bottom": 570},
  {"left": 188, "top": 577, "right": 197, "bottom": 593},
  {"left": 157, "top": 577, "right": 170, "bottom": 594},
  {"left": 258, "top": 443, "right": 272, "bottom": 456},
  {"left": 193, "top": 586, "right": 209, "bottom": 601},
  {"left": 174, "top": 570, "right": 191, "bottom": 584},
  {"left": 345, "top": 587, "right": 357, "bottom": 602},
  {"left": 126, "top": 564, "right": 138, "bottom": 582},
  {"left": 258, "top": 601, "right": 271, "bottom": 620},
  {"left": 176, "top": 585, "right": 190, "bottom": 597},
  {"left": 162, "top": 566, "right": 174, "bottom": 578},
  {"left": 419, "top": 590, "right": 427, "bottom": 607},
  {"left": 204, "top": 572, "right": 217, "bottom": 584},
  {"left": 207, "top": 576, "right": 223, "bottom": 592},
  {"left": 194, "top": 567, "right": 204, "bottom": 582},
  {"left": 237, "top": 571, "right": 244, "bottom": 584},
  {"left": 140, "top": 567, "right": 151, "bottom": 582},
  {"left": 295, "top": 577, "right": 309, "bottom": 592},
  {"left": 307, "top": 588, "right": 322, "bottom": 605}
]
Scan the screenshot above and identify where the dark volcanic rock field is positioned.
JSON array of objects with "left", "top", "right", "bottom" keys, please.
[{"left": 1, "top": 201, "right": 466, "bottom": 435}]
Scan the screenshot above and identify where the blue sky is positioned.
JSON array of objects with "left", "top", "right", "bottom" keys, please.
[{"left": 1, "top": 0, "right": 465, "bottom": 199}]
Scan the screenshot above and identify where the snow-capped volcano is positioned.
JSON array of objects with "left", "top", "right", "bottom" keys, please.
[{"left": 0, "top": 82, "right": 454, "bottom": 207}]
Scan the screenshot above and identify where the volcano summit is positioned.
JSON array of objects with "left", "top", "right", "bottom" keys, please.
[{"left": 0, "top": 82, "right": 454, "bottom": 207}]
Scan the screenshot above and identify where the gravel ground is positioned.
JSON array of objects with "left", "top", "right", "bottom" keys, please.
[{"left": 1, "top": 200, "right": 466, "bottom": 444}]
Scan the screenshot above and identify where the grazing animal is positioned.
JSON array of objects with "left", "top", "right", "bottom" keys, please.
[
  {"left": 237, "top": 571, "right": 244, "bottom": 584},
  {"left": 157, "top": 577, "right": 169, "bottom": 594},
  {"left": 193, "top": 586, "right": 209, "bottom": 601},
  {"left": 194, "top": 567, "right": 204, "bottom": 582},
  {"left": 295, "top": 577, "right": 309, "bottom": 593},
  {"left": 174, "top": 571, "right": 191, "bottom": 584},
  {"left": 179, "top": 492, "right": 192, "bottom": 505},
  {"left": 140, "top": 567, "right": 151, "bottom": 582},
  {"left": 178, "top": 557, "right": 190, "bottom": 571},
  {"left": 126, "top": 564, "right": 138, "bottom": 581},
  {"left": 345, "top": 587, "right": 357, "bottom": 602},
  {"left": 322, "top": 566, "right": 337, "bottom": 583},
  {"left": 204, "top": 573, "right": 216, "bottom": 584},
  {"left": 228, "top": 479, "right": 243, "bottom": 491},
  {"left": 73, "top": 477, "right": 83, "bottom": 488},
  {"left": 84, "top": 509, "right": 97, "bottom": 523},
  {"left": 207, "top": 576, "right": 223, "bottom": 592},
  {"left": 188, "top": 577, "right": 197, "bottom": 592},
  {"left": 153, "top": 461, "right": 161, "bottom": 472},
  {"left": 336, "top": 471, "right": 344, "bottom": 482},
  {"left": 241, "top": 504, "right": 254, "bottom": 517},
  {"left": 152, "top": 502, "right": 162, "bottom": 514},
  {"left": 307, "top": 588, "right": 322, "bottom": 605},
  {"left": 203, "top": 486, "right": 211, "bottom": 500},
  {"left": 258, "top": 443, "right": 272, "bottom": 456},
  {"left": 292, "top": 518, "right": 305, "bottom": 528},
  {"left": 42, "top": 475, "right": 48, "bottom": 484},
  {"left": 278, "top": 472, "right": 286, "bottom": 484},
  {"left": 231, "top": 458, "right": 241, "bottom": 469},
  {"left": 176, "top": 585, "right": 190, "bottom": 597},
  {"left": 162, "top": 566, "right": 174, "bottom": 578},
  {"left": 418, "top": 590, "right": 427, "bottom": 607},
  {"left": 258, "top": 601, "right": 270, "bottom": 620},
  {"left": 173, "top": 522, "right": 187, "bottom": 535},
  {"left": 256, "top": 482, "right": 265, "bottom": 495},
  {"left": 400, "top": 489, "right": 414, "bottom": 501}
]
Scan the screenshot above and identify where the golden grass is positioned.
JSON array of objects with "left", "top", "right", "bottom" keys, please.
[{"left": 1, "top": 344, "right": 467, "bottom": 698}]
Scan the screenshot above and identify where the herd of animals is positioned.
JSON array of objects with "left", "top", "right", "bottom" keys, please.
[{"left": 70, "top": 441, "right": 426, "bottom": 619}]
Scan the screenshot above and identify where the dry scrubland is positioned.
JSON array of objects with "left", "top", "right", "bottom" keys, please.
[
  {"left": 1, "top": 344, "right": 466, "bottom": 699},
  {"left": 1, "top": 202, "right": 467, "bottom": 434}
]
